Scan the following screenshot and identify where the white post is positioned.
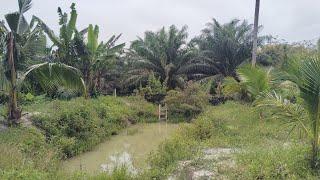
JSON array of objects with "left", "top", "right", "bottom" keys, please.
[
  {"left": 165, "top": 104, "right": 168, "bottom": 121},
  {"left": 158, "top": 104, "right": 161, "bottom": 121},
  {"left": 114, "top": 88, "right": 117, "bottom": 97}
]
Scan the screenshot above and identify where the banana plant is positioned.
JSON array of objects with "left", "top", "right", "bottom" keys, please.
[
  {"left": 31, "top": 3, "right": 83, "bottom": 65},
  {"left": 32, "top": 4, "right": 123, "bottom": 96},
  {"left": 1, "top": 0, "right": 86, "bottom": 124},
  {"left": 74, "top": 24, "right": 125, "bottom": 95},
  {"left": 3, "top": 0, "right": 38, "bottom": 122}
]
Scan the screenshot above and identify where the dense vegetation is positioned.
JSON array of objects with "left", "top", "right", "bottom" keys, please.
[
  {"left": 1, "top": 0, "right": 320, "bottom": 179},
  {"left": 0, "top": 96, "right": 157, "bottom": 179}
]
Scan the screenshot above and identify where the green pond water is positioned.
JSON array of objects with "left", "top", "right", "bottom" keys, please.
[{"left": 62, "top": 123, "right": 181, "bottom": 174}]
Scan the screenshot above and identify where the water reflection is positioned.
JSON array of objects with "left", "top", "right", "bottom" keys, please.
[{"left": 101, "top": 151, "right": 138, "bottom": 175}]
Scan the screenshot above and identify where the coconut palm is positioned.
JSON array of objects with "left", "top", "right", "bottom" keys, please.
[
  {"left": 185, "top": 19, "right": 263, "bottom": 81},
  {"left": 252, "top": 0, "right": 261, "bottom": 66},
  {"left": 127, "top": 25, "right": 195, "bottom": 90}
]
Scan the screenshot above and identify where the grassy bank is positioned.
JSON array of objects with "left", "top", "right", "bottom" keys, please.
[
  {"left": 0, "top": 96, "right": 157, "bottom": 179},
  {"left": 143, "top": 102, "right": 317, "bottom": 179},
  {"left": 2, "top": 99, "right": 317, "bottom": 179}
]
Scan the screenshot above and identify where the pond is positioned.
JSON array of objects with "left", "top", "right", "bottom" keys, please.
[{"left": 62, "top": 122, "right": 181, "bottom": 174}]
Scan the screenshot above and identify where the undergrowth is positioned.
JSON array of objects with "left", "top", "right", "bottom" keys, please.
[{"left": 141, "top": 101, "right": 318, "bottom": 179}]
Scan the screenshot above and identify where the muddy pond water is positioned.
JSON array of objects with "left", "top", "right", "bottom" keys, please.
[{"left": 62, "top": 123, "right": 181, "bottom": 174}]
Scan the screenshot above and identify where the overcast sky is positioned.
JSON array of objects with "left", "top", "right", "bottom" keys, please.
[{"left": 1, "top": 0, "right": 320, "bottom": 45}]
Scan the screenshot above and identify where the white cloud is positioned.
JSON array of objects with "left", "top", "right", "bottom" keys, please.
[{"left": 1, "top": 0, "right": 319, "bottom": 44}]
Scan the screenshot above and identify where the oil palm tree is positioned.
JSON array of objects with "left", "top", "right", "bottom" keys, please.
[
  {"left": 127, "top": 25, "right": 195, "bottom": 90},
  {"left": 2, "top": 0, "right": 86, "bottom": 124},
  {"left": 185, "top": 19, "right": 263, "bottom": 81}
]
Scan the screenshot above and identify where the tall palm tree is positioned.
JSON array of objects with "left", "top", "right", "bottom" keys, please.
[
  {"left": 185, "top": 19, "right": 259, "bottom": 81},
  {"left": 127, "top": 25, "right": 195, "bottom": 90},
  {"left": 252, "top": 0, "right": 261, "bottom": 67}
]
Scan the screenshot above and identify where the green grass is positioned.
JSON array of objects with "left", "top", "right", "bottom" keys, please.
[
  {"left": 143, "top": 101, "right": 318, "bottom": 179},
  {"left": 0, "top": 127, "right": 60, "bottom": 179}
]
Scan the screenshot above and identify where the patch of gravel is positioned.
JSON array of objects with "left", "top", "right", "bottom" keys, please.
[
  {"left": 168, "top": 148, "right": 239, "bottom": 180},
  {"left": 192, "top": 170, "right": 215, "bottom": 179}
]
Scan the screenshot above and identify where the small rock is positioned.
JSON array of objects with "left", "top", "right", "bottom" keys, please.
[
  {"left": 192, "top": 170, "right": 215, "bottom": 180},
  {"left": 0, "top": 124, "right": 7, "bottom": 132},
  {"left": 203, "top": 148, "right": 238, "bottom": 160}
]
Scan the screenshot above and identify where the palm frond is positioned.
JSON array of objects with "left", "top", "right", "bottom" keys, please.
[
  {"left": 21, "top": 62, "right": 86, "bottom": 95},
  {"left": 5, "top": 12, "right": 29, "bottom": 34},
  {"left": 254, "top": 91, "right": 310, "bottom": 137},
  {"left": 87, "top": 24, "right": 99, "bottom": 54},
  {"left": 237, "top": 65, "right": 272, "bottom": 98}
]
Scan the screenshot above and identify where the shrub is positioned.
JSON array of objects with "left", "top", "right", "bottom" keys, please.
[
  {"left": 146, "top": 131, "right": 199, "bottom": 179},
  {"left": 222, "top": 65, "right": 272, "bottom": 102},
  {"left": 18, "top": 93, "right": 47, "bottom": 106},
  {"left": 0, "top": 91, "right": 8, "bottom": 104},
  {"left": 125, "top": 96, "right": 158, "bottom": 122},
  {"left": 165, "top": 82, "right": 209, "bottom": 122},
  {"left": 138, "top": 74, "right": 166, "bottom": 103}
]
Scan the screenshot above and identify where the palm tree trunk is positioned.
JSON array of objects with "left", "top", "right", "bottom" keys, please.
[
  {"left": 251, "top": 0, "right": 260, "bottom": 67},
  {"left": 312, "top": 117, "right": 319, "bottom": 168},
  {"left": 311, "top": 103, "right": 320, "bottom": 168},
  {"left": 7, "top": 32, "right": 21, "bottom": 124}
]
